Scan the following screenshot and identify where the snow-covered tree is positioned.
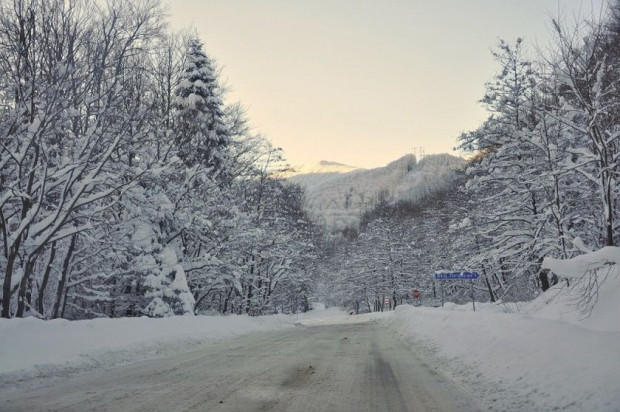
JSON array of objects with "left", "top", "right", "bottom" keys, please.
[
  {"left": 548, "top": 16, "right": 620, "bottom": 247},
  {"left": 0, "top": 0, "right": 168, "bottom": 318},
  {"left": 174, "top": 37, "right": 229, "bottom": 173}
]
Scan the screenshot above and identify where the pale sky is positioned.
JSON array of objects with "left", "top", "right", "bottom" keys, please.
[{"left": 167, "top": 0, "right": 606, "bottom": 168}]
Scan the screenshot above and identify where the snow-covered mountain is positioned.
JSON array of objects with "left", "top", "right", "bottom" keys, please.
[
  {"left": 279, "top": 160, "right": 361, "bottom": 178},
  {"left": 285, "top": 154, "right": 466, "bottom": 230}
]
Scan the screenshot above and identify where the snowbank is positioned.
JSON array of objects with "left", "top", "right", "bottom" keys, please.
[
  {"left": 383, "top": 247, "right": 620, "bottom": 410},
  {"left": 385, "top": 298, "right": 620, "bottom": 411},
  {"left": 0, "top": 306, "right": 378, "bottom": 379},
  {"left": 542, "top": 246, "right": 620, "bottom": 278},
  {"left": 524, "top": 274, "right": 620, "bottom": 333},
  {"left": 536, "top": 246, "right": 620, "bottom": 332},
  {"left": 0, "top": 314, "right": 294, "bottom": 377}
]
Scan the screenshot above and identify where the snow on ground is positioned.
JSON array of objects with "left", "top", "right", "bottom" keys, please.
[
  {"left": 524, "top": 275, "right": 620, "bottom": 333},
  {"left": 295, "top": 306, "right": 392, "bottom": 326},
  {"left": 382, "top": 275, "right": 620, "bottom": 411},
  {"left": 537, "top": 246, "right": 620, "bottom": 332},
  {"left": 2, "top": 258, "right": 618, "bottom": 412},
  {"left": 0, "top": 305, "right": 379, "bottom": 384},
  {"left": 0, "top": 314, "right": 295, "bottom": 379}
]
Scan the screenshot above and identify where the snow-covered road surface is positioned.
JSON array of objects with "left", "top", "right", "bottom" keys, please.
[{"left": 0, "top": 321, "right": 478, "bottom": 411}]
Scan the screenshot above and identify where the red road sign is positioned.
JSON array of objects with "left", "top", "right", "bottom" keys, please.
[{"left": 413, "top": 289, "right": 420, "bottom": 299}]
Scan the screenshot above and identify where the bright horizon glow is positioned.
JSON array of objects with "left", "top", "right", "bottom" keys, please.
[{"left": 167, "top": 0, "right": 606, "bottom": 168}]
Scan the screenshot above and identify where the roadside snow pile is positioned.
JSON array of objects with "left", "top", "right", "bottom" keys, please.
[
  {"left": 525, "top": 272, "right": 620, "bottom": 333},
  {"left": 542, "top": 246, "right": 620, "bottom": 278},
  {"left": 536, "top": 246, "right": 620, "bottom": 332},
  {"left": 0, "top": 314, "right": 294, "bottom": 377},
  {"left": 385, "top": 248, "right": 620, "bottom": 411}
]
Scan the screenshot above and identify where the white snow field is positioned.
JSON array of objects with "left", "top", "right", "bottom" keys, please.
[
  {"left": 0, "top": 313, "right": 296, "bottom": 377},
  {"left": 383, "top": 272, "right": 620, "bottom": 411},
  {"left": 295, "top": 305, "right": 392, "bottom": 326},
  {"left": 0, "top": 306, "right": 370, "bottom": 379}
]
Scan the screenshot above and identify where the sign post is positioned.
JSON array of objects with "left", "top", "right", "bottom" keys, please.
[
  {"left": 471, "top": 280, "right": 476, "bottom": 312},
  {"left": 412, "top": 289, "right": 421, "bottom": 306},
  {"left": 440, "top": 282, "right": 444, "bottom": 307},
  {"left": 434, "top": 271, "right": 480, "bottom": 311}
]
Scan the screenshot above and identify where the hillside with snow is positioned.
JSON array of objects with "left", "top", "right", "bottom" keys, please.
[
  {"left": 286, "top": 154, "right": 466, "bottom": 229},
  {"left": 278, "top": 160, "right": 361, "bottom": 178}
]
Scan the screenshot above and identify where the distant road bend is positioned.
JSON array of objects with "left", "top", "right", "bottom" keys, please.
[{"left": 1, "top": 321, "right": 478, "bottom": 411}]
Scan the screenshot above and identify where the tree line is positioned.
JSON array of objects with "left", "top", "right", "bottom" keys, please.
[{"left": 0, "top": 0, "right": 318, "bottom": 319}]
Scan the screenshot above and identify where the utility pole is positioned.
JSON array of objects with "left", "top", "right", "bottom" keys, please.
[{"left": 412, "top": 146, "right": 425, "bottom": 160}]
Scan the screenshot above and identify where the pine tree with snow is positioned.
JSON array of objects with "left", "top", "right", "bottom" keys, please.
[
  {"left": 143, "top": 245, "right": 196, "bottom": 317},
  {"left": 174, "top": 37, "right": 230, "bottom": 173}
]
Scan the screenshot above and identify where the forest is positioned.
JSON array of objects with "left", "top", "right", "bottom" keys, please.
[
  {"left": 0, "top": 0, "right": 319, "bottom": 319},
  {"left": 1, "top": 0, "right": 619, "bottom": 319}
]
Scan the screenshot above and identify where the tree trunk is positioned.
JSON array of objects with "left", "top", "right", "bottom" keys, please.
[
  {"left": 485, "top": 276, "right": 496, "bottom": 302},
  {"left": 60, "top": 287, "right": 71, "bottom": 319},
  {"left": 539, "top": 269, "right": 551, "bottom": 292},
  {"left": 52, "top": 234, "right": 77, "bottom": 319},
  {"left": 245, "top": 283, "right": 253, "bottom": 314},
  {"left": 2, "top": 246, "right": 20, "bottom": 318},
  {"left": 37, "top": 242, "right": 57, "bottom": 316},
  {"left": 16, "top": 258, "right": 36, "bottom": 317}
]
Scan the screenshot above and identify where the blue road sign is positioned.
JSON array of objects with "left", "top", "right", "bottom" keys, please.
[{"left": 435, "top": 271, "right": 480, "bottom": 280}]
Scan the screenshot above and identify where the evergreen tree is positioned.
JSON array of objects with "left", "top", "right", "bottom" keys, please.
[{"left": 174, "top": 37, "right": 230, "bottom": 173}]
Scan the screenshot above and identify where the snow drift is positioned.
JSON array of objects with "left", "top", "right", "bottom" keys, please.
[{"left": 542, "top": 246, "right": 620, "bottom": 279}]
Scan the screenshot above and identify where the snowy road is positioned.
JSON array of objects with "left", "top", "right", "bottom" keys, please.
[{"left": 0, "top": 321, "right": 478, "bottom": 412}]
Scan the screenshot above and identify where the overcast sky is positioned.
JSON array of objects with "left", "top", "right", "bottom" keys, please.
[{"left": 167, "top": 0, "right": 607, "bottom": 168}]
